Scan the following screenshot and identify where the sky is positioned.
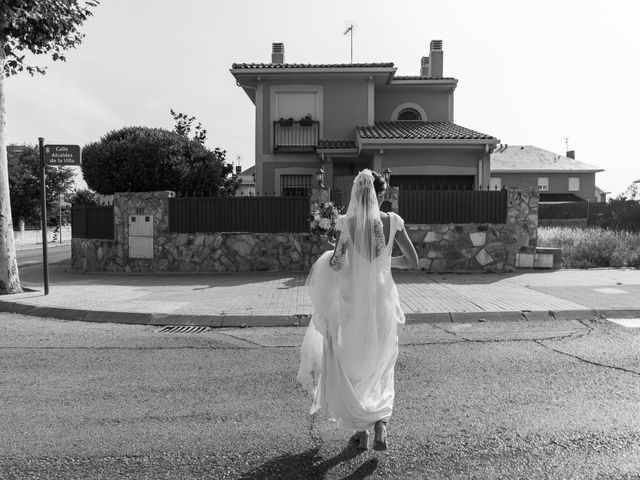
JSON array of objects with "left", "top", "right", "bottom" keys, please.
[{"left": 6, "top": 0, "right": 640, "bottom": 196}]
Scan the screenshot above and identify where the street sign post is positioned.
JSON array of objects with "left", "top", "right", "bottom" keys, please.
[
  {"left": 38, "top": 139, "right": 82, "bottom": 295},
  {"left": 44, "top": 144, "right": 82, "bottom": 166}
]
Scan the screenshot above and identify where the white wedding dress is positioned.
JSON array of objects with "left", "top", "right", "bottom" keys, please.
[{"left": 298, "top": 204, "right": 406, "bottom": 431}]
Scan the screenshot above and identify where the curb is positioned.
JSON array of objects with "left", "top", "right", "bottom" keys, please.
[
  {"left": 2, "top": 299, "right": 639, "bottom": 328},
  {"left": 0, "top": 300, "right": 307, "bottom": 328}
]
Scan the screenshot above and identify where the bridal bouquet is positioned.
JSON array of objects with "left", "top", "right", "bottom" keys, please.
[{"left": 309, "top": 201, "right": 342, "bottom": 237}]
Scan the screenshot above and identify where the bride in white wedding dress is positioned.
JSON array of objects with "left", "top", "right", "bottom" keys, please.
[{"left": 297, "top": 169, "right": 419, "bottom": 451}]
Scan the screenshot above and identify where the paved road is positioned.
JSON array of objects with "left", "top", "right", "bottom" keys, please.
[
  {"left": 16, "top": 243, "right": 70, "bottom": 267},
  {"left": 1, "top": 314, "right": 639, "bottom": 479}
]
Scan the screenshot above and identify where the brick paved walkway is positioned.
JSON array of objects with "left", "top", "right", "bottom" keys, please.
[{"left": 3, "top": 263, "right": 639, "bottom": 325}]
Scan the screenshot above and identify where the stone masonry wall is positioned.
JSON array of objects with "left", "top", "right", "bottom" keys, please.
[
  {"left": 73, "top": 231, "right": 333, "bottom": 273},
  {"left": 72, "top": 187, "right": 537, "bottom": 274},
  {"left": 72, "top": 190, "right": 333, "bottom": 273},
  {"left": 399, "top": 187, "right": 539, "bottom": 273}
]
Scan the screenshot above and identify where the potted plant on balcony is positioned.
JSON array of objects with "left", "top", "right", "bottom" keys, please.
[
  {"left": 278, "top": 117, "right": 294, "bottom": 127},
  {"left": 299, "top": 114, "right": 313, "bottom": 127}
]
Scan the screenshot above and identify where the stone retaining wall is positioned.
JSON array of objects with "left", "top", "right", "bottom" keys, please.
[
  {"left": 399, "top": 187, "right": 539, "bottom": 273},
  {"left": 72, "top": 187, "right": 538, "bottom": 273},
  {"left": 72, "top": 232, "right": 332, "bottom": 273}
]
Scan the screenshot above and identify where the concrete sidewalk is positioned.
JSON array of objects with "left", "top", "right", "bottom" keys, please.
[{"left": 2, "top": 260, "right": 640, "bottom": 327}]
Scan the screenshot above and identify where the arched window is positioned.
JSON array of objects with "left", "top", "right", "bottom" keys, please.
[
  {"left": 391, "top": 103, "right": 427, "bottom": 121},
  {"left": 397, "top": 108, "right": 422, "bottom": 121}
]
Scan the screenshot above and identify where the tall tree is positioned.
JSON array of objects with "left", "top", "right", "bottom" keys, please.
[{"left": 0, "top": 0, "right": 99, "bottom": 294}]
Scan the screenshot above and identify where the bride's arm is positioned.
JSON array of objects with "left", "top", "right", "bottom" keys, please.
[
  {"left": 391, "top": 228, "right": 419, "bottom": 269},
  {"left": 330, "top": 231, "right": 347, "bottom": 271}
]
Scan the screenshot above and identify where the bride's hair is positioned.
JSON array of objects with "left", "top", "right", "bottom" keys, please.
[{"left": 371, "top": 171, "right": 387, "bottom": 195}]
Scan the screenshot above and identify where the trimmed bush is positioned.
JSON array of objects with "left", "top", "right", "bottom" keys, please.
[{"left": 82, "top": 126, "right": 235, "bottom": 196}]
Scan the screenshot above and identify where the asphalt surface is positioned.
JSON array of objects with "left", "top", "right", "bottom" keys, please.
[
  {"left": 1, "top": 313, "right": 639, "bottom": 479},
  {"left": 16, "top": 243, "right": 71, "bottom": 268}
]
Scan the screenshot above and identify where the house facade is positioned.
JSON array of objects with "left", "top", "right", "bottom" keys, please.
[
  {"left": 235, "top": 165, "right": 256, "bottom": 197},
  {"left": 230, "top": 40, "right": 499, "bottom": 206},
  {"left": 490, "top": 145, "right": 605, "bottom": 203}
]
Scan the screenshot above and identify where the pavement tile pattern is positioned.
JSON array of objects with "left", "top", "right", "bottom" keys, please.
[{"left": 3, "top": 262, "right": 640, "bottom": 327}]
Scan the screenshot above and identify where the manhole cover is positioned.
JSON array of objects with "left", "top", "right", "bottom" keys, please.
[{"left": 156, "top": 325, "right": 210, "bottom": 334}]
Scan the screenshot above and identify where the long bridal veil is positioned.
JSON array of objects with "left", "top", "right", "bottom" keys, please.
[{"left": 298, "top": 170, "right": 399, "bottom": 430}]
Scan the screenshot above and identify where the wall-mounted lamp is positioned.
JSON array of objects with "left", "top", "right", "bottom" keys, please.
[
  {"left": 316, "top": 168, "right": 325, "bottom": 188},
  {"left": 382, "top": 167, "right": 392, "bottom": 186}
]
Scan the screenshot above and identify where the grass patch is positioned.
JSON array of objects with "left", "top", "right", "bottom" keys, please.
[{"left": 538, "top": 226, "right": 640, "bottom": 269}]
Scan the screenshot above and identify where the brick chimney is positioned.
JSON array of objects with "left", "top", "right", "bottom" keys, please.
[
  {"left": 271, "top": 43, "right": 284, "bottom": 64},
  {"left": 428, "top": 40, "right": 443, "bottom": 77},
  {"left": 236, "top": 165, "right": 242, "bottom": 174},
  {"left": 420, "top": 56, "right": 429, "bottom": 76},
  {"left": 566, "top": 150, "right": 575, "bottom": 159}
]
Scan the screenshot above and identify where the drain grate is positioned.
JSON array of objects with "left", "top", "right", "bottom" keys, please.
[{"left": 156, "top": 325, "right": 210, "bottom": 334}]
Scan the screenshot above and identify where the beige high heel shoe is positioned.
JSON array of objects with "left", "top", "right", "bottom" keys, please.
[
  {"left": 349, "top": 430, "right": 370, "bottom": 450},
  {"left": 374, "top": 421, "right": 387, "bottom": 450}
]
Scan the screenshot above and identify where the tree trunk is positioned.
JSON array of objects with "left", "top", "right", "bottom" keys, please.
[{"left": 0, "top": 40, "right": 22, "bottom": 294}]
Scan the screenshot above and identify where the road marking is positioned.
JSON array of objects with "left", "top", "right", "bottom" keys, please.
[
  {"left": 594, "top": 288, "right": 628, "bottom": 295},
  {"left": 607, "top": 318, "right": 640, "bottom": 328}
]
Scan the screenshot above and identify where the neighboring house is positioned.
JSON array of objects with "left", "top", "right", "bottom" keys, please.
[
  {"left": 230, "top": 40, "right": 499, "bottom": 205},
  {"left": 235, "top": 165, "right": 256, "bottom": 197},
  {"left": 594, "top": 186, "right": 609, "bottom": 203},
  {"left": 490, "top": 145, "right": 605, "bottom": 203}
]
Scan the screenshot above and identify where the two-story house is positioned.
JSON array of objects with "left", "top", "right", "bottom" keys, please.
[
  {"left": 235, "top": 165, "right": 256, "bottom": 197},
  {"left": 231, "top": 40, "right": 499, "bottom": 206},
  {"left": 490, "top": 145, "right": 605, "bottom": 203}
]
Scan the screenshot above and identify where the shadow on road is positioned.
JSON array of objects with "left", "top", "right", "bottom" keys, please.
[{"left": 239, "top": 446, "right": 378, "bottom": 480}]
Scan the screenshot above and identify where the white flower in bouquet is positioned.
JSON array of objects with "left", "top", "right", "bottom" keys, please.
[
  {"left": 314, "top": 214, "right": 321, "bottom": 222},
  {"left": 319, "top": 218, "right": 331, "bottom": 230}
]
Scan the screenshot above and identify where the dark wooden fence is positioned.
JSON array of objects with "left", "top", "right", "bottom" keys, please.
[
  {"left": 71, "top": 206, "right": 114, "bottom": 239},
  {"left": 169, "top": 196, "right": 310, "bottom": 233},
  {"left": 538, "top": 200, "right": 640, "bottom": 232},
  {"left": 399, "top": 189, "right": 508, "bottom": 224},
  {"left": 539, "top": 202, "right": 588, "bottom": 220}
]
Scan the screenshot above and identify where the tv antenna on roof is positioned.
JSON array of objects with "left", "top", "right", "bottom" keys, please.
[
  {"left": 343, "top": 22, "right": 356, "bottom": 63},
  {"left": 562, "top": 136, "right": 569, "bottom": 152}
]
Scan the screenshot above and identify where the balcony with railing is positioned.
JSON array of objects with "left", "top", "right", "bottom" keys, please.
[{"left": 273, "top": 120, "right": 319, "bottom": 152}]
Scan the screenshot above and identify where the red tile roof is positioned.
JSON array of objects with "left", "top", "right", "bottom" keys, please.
[
  {"left": 357, "top": 121, "right": 497, "bottom": 140},
  {"left": 318, "top": 139, "right": 357, "bottom": 150},
  {"left": 232, "top": 63, "right": 394, "bottom": 69}
]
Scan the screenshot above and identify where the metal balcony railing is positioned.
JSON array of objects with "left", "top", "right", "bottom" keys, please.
[{"left": 273, "top": 120, "right": 319, "bottom": 152}]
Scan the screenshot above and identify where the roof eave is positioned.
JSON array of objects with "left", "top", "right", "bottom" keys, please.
[
  {"left": 318, "top": 148, "right": 360, "bottom": 155},
  {"left": 491, "top": 168, "right": 605, "bottom": 173},
  {"left": 359, "top": 138, "right": 499, "bottom": 146},
  {"left": 389, "top": 79, "right": 458, "bottom": 87},
  {"left": 230, "top": 66, "right": 397, "bottom": 76}
]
